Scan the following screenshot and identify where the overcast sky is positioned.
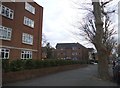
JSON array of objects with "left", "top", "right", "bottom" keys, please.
[{"left": 34, "top": 0, "right": 119, "bottom": 48}]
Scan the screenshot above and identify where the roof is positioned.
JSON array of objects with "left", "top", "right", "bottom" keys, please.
[
  {"left": 88, "top": 48, "right": 94, "bottom": 51},
  {"left": 56, "top": 43, "right": 87, "bottom": 49}
]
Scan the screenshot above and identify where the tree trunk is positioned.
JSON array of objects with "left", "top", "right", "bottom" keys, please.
[
  {"left": 92, "top": 1, "right": 110, "bottom": 80},
  {"left": 97, "top": 48, "right": 110, "bottom": 80}
]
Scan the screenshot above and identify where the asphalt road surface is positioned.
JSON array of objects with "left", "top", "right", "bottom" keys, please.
[{"left": 4, "top": 64, "right": 117, "bottom": 86}]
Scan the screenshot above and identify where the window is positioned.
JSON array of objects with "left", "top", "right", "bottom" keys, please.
[
  {"left": 0, "top": 48, "right": 10, "bottom": 59},
  {"left": 21, "top": 50, "right": 32, "bottom": 59},
  {"left": 0, "top": 25, "right": 12, "bottom": 40},
  {"left": 24, "top": 16, "right": 34, "bottom": 28},
  {"left": 72, "top": 52, "right": 78, "bottom": 56},
  {"left": 22, "top": 33, "right": 33, "bottom": 45},
  {"left": 72, "top": 47, "right": 77, "bottom": 50},
  {"left": 11, "top": 0, "right": 15, "bottom": 2},
  {"left": 1, "top": 5, "right": 5, "bottom": 16},
  {"left": 9, "top": 10, "right": 14, "bottom": 19},
  {"left": 0, "top": 4, "right": 14, "bottom": 19},
  {"left": 6, "top": 8, "right": 9, "bottom": 17},
  {"left": 25, "top": 2, "right": 35, "bottom": 14}
]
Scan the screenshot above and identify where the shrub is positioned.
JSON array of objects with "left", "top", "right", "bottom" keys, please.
[
  {"left": 24, "top": 59, "right": 36, "bottom": 69},
  {"left": 57, "top": 59, "right": 66, "bottom": 65},
  {"left": 46, "top": 59, "right": 54, "bottom": 66},
  {"left": 10, "top": 60, "right": 24, "bottom": 71},
  {"left": 34, "top": 60, "right": 43, "bottom": 68},
  {"left": 44, "top": 59, "right": 55, "bottom": 67},
  {"left": 2, "top": 59, "right": 10, "bottom": 72},
  {"left": 2, "top": 59, "right": 87, "bottom": 72}
]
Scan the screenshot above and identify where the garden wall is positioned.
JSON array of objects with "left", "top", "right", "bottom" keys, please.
[{"left": 3, "top": 64, "right": 87, "bottom": 84}]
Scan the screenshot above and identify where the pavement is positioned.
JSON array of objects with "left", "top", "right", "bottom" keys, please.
[
  {"left": 0, "top": 61, "right": 2, "bottom": 88},
  {"left": 3, "top": 64, "right": 119, "bottom": 86}
]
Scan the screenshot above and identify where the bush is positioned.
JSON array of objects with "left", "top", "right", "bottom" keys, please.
[
  {"left": 10, "top": 60, "right": 24, "bottom": 71},
  {"left": 2, "top": 59, "right": 10, "bottom": 72},
  {"left": 34, "top": 60, "right": 44, "bottom": 68},
  {"left": 24, "top": 59, "right": 36, "bottom": 69},
  {"left": 43, "top": 60, "right": 51, "bottom": 67},
  {"left": 2, "top": 59, "right": 86, "bottom": 72},
  {"left": 48, "top": 60, "right": 57, "bottom": 66}
]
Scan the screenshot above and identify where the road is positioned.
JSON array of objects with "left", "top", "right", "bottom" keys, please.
[{"left": 4, "top": 64, "right": 117, "bottom": 86}]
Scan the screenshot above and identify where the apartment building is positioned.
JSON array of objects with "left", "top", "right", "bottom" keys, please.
[
  {"left": 0, "top": 1, "right": 43, "bottom": 60},
  {"left": 56, "top": 43, "right": 89, "bottom": 62},
  {"left": 88, "top": 48, "right": 95, "bottom": 60}
]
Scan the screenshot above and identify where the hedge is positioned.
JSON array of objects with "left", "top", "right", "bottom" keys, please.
[{"left": 2, "top": 59, "right": 87, "bottom": 72}]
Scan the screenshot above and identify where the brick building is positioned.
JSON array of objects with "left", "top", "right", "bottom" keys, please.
[
  {"left": 0, "top": 1, "right": 43, "bottom": 60},
  {"left": 88, "top": 48, "right": 95, "bottom": 60},
  {"left": 56, "top": 43, "right": 89, "bottom": 62}
]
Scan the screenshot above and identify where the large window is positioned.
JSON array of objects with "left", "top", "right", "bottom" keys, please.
[
  {"left": 0, "top": 48, "right": 10, "bottom": 59},
  {"left": 21, "top": 50, "right": 32, "bottom": 59},
  {"left": 0, "top": 4, "right": 14, "bottom": 19},
  {"left": 24, "top": 16, "right": 34, "bottom": 28},
  {"left": 0, "top": 25, "right": 12, "bottom": 40},
  {"left": 25, "top": 2, "right": 35, "bottom": 14},
  {"left": 22, "top": 33, "right": 33, "bottom": 45},
  {"left": 72, "top": 52, "right": 78, "bottom": 56}
]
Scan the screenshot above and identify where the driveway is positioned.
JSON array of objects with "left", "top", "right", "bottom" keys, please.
[{"left": 3, "top": 64, "right": 117, "bottom": 86}]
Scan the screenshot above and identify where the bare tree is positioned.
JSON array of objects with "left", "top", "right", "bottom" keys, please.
[
  {"left": 74, "top": 0, "right": 117, "bottom": 80},
  {"left": 92, "top": 0, "right": 117, "bottom": 80},
  {"left": 42, "top": 33, "right": 48, "bottom": 47}
]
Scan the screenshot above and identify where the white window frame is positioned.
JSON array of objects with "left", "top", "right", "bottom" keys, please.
[
  {"left": 0, "top": 48, "right": 10, "bottom": 59},
  {"left": 24, "top": 16, "right": 34, "bottom": 28},
  {"left": 11, "top": 0, "right": 15, "bottom": 2},
  {"left": 72, "top": 52, "right": 78, "bottom": 56},
  {"left": 21, "top": 50, "right": 32, "bottom": 59},
  {"left": 0, "top": 25, "right": 12, "bottom": 40},
  {"left": 72, "top": 47, "right": 77, "bottom": 50},
  {"left": 25, "top": 2, "right": 35, "bottom": 14},
  {"left": 0, "top": 4, "right": 14, "bottom": 19},
  {"left": 22, "top": 33, "right": 33, "bottom": 45}
]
